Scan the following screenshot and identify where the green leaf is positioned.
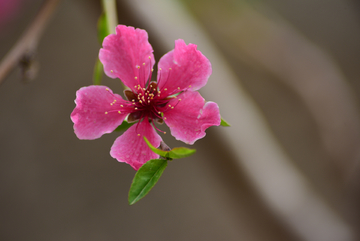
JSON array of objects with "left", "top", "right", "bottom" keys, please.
[
  {"left": 143, "top": 137, "right": 168, "bottom": 157},
  {"left": 168, "top": 147, "right": 196, "bottom": 159},
  {"left": 93, "top": 58, "right": 103, "bottom": 85},
  {"left": 220, "top": 117, "right": 231, "bottom": 127},
  {"left": 97, "top": 12, "right": 109, "bottom": 44},
  {"left": 143, "top": 137, "right": 196, "bottom": 159},
  {"left": 114, "top": 121, "right": 135, "bottom": 132},
  {"left": 128, "top": 159, "right": 167, "bottom": 205}
]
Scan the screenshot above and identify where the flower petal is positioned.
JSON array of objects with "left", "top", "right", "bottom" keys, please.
[
  {"left": 71, "top": 86, "right": 130, "bottom": 139},
  {"left": 110, "top": 120, "right": 162, "bottom": 170},
  {"left": 162, "top": 91, "right": 220, "bottom": 144},
  {"left": 99, "top": 25, "right": 155, "bottom": 90},
  {"left": 157, "top": 39, "right": 211, "bottom": 96}
]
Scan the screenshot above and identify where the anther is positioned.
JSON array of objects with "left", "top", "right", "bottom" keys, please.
[
  {"left": 137, "top": 134, "right": 140, "bottom": 136},
  {"left": 169, "top": 68, "right": 172, "bottom": 70},
  {"left": 135, "top": 107, "right": 138, "bottom": 110},
  {"left": 110, "top": 70, "right": 113, "bottom": 73},
  {"left": 120, "top": 105, "right": 123, "bottom": 107},
  {"left": 168, "top": 104, "right": 171, "bottom": 107},
  {"left": 159, "top": 68, "right": 162, "bottom": 70},
  {"left": 148, "top": 56, "right": 151, "bottom": 59},
  {"left": 189, "top": 85, "right": 191, "bottom": 87},
  {"left": 164, "top": 132, "right": 166, "bottom": 134},
  {"left": 143, "top": 63, "right": 145, "bottom": 65},
  {"left": 118, "top": 111, "right": 121, "bottom": 114},
  {"left": 106, "top": 88, "right": 109, "bottom": 91},
  {"left": 178, "top": 87, "right": 180, "bottom": 90},
  {"left": 164, "top": 88, "right": 167, "bottom": 91},
  {"left": 134, "top": 76, "right": 138, "bottom": 79},
  {"left": 105, "top": 112, "right": 108, "bottom": 114}
]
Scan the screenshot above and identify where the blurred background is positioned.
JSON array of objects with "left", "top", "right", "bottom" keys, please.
[{"left": 1, "top": 0, "right": 360, "bottom": 240}]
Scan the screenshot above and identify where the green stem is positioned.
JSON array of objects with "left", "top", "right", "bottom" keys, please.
[{"left": 101, "top": 0, "right": 118, "bottom": 34}]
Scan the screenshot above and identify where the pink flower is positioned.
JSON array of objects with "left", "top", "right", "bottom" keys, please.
[{"left": 71, "top": 25, "right": 220, "bottom": 170}]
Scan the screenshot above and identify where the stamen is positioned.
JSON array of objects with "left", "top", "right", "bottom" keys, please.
[
  {"left": 118, "top": 111, "right": 121, "bottom": 114},
  {"left": 105, "top": 112, "right": 108, "bottom": 114}
]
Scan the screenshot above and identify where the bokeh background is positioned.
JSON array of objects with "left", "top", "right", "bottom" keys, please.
[{"left": 1, "top": 0, "right": 360, "bottom": 240}]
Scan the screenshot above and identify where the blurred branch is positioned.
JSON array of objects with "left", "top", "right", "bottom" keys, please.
[{"left": 0, "top": 0, "right": 61, "bottom": 85}]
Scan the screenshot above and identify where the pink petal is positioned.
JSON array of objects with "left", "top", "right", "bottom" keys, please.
[
  {"left": 99, "top": 25, "right": 155, "bottom": 90},
  {"left": 110, "top": 120, "right": 162, "bottom": 170},
  {"left": 163, "top": 91, "right": 220, "bottom": 144},
  {"left": 71, "top": 86, "right": 130, "bottom": 140},
  {"left": 157, "top": 39, "right": 211, "bottom": 96}
]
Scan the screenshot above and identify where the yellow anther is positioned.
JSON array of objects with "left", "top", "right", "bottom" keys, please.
[
  {"left": 171, "top": 107, "right": 174, "bottom": 109},
  {"left": 164, "top": 132, "right": 166, "bottom": 134},
  {"left": 137, "top": 66, "right": 140, "bottom": 69},
  {"left": 110, "top": 70, "right": 113, "bottom": 73},
  {"left": 151, "top": 69, "right": 154, "bottom": 72},
  {"left": 134, "top": 76, "right": 138, "bottom": 79},
  {"left": 105, "top": 112, "right": 108, "bottom": 114},
  {"left": 106, "top": 88, "right": 109, "bottom": 91},
  {"left": 164, "top": 117, "right": 167, "bottom": 120},
  {"left": 158, "top": 112, "right": 161, "bottom": 114},
  {"left": 143, "top": 63, "right": 145, "bottom": 65},
  {"left": 139, "top": 100, "right": 142, "bottom": 103},
  {"left": 148, "top": 56, "right": 151, "bottom": 59},
  {"left": 137, "top": 134, "right": 140, "bottom": 136},
  {"left": 178, "top": 87, "right": 180, "bottom": 90},
  {"left": 143, "top": 88, "right": 146, "bottom": 90},
  {"left": 169, "top": 68, "right": 172, "bottom": 70},
  {"left": 110, "top": 103, "right": 113, "bottom": 106},
  {"left": 164, "top": 88, "right": 167, "bottom": 91},
  {"left": 189, "top": 85, "right": 191, "bottom": 87},
  {"left": 120, "top": 105, "right": 123, "bottom": 107},
  {"left": 148, "top": 100, "right": 150, "bottom": 104},
  {"left": 153, "top": 88, "right": 156, "bottom": 91},
  {"left": 118, "top": 111, "right": 121, "bottom": 114},
  {"left": 168, "top": 104, "right": 171, "bottom": 107},
  {"left": 159, "top": 68, "right": 162, "bottom": 70},
  {"left": 135, "top": 107, "right": 138, "bottom": 110},
  {"left": 178, "top": 99, "right": 181, "bottom": 101},
  {"left": 114, "top": 100, "right": 116, "bottom": 102}
]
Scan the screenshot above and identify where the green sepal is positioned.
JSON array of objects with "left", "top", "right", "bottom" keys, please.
[
  {"left": 144, "top": 137, "right": 196, "bottom": 159},
  {"left": 97, "top": 12, "right": 110, "bottom": 44},
  {"left": 93, "top": 58, "right": 103, "bottom": 85},
  {"left": 114, "top": 121, "right": 135, "bottom": 132},
  {"left": 128, "top": 159, "right": 167, "bottom": 205},
  {"left": 220, "top": 117, "right": 231, "bottom": 127}
]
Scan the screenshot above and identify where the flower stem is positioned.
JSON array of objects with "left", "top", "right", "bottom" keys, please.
[{"left": 101, "top": 0, "right": 118, "bottom": 34}]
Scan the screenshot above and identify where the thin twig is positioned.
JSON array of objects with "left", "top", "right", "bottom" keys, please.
[{"left": 0, "top": 0, "right": 61, "bottom": 85}]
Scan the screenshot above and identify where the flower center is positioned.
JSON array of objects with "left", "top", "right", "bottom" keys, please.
[{"left": 126, "top": 82, "right": 168, "bottom": 123}]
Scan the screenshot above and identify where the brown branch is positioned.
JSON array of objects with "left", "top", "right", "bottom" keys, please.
[{"left": 0, "top": 0, "right": 61, "bottom": 85}]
